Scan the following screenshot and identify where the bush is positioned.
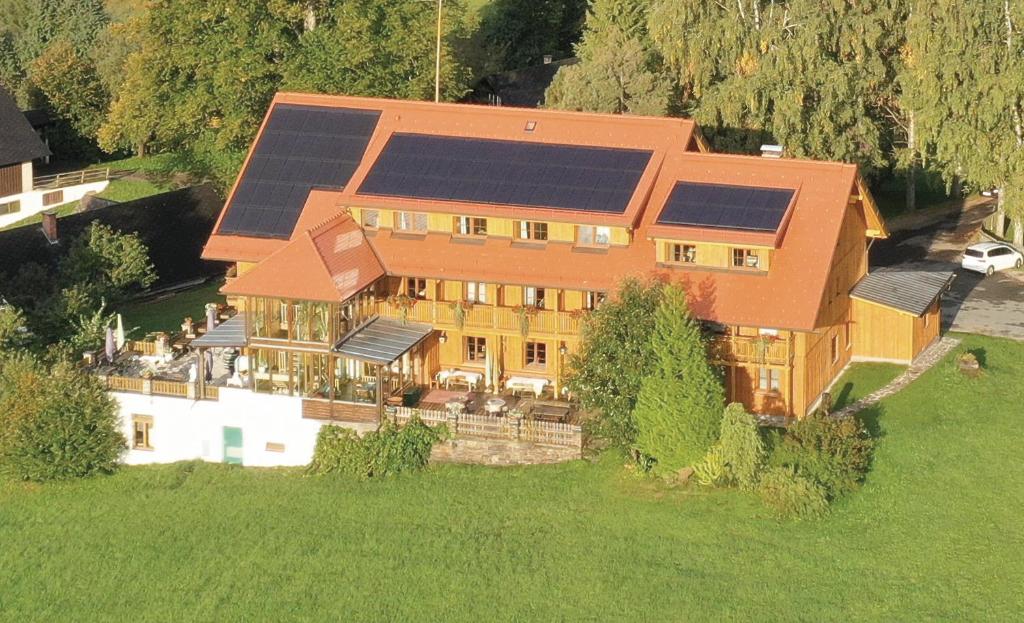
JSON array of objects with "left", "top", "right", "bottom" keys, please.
[
  {"left": 308, "top": 417, "right": 446, "bottom": 478},
  {"left": 693, "top": 444, "right": 725, "bottom": 487},
  {"left": 718, "top": 403, "right": 767, "bottom": 490},
  {"left": 770, "top": 410, "right": 873, "bottom": 499},
  {"left": 758, "top": 467, "right": 829, "bottom": 519},
  {"left": 0, "top": 354, "right": 125, "bottom": 481}
]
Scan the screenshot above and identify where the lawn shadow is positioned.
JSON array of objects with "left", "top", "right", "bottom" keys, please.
[
  {"left": 855, "top": 403, "right": 885, "bottom": 442},
  {"left": 833, "top": 382, "right": 855, "bottom": 410}
]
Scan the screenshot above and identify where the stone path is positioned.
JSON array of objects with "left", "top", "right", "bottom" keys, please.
[{"left": 832, "top": 336, "right": 961, "bottom": 418}]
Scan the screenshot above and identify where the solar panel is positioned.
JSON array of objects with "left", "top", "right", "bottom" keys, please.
[
  {"left": 357, "top": 133, "right": 652, "bottom": 214},
  {"left": 218, "top": 104, "right": 382, "bottom": 238},
  {"left": 657, "top": 182, "right": 795, "bottom": 232}
]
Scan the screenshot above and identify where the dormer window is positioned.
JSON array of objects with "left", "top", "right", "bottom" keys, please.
[
  {"left": 732, "top": 248, "right": 760, "bottom": 269},
  {"left": 576, "top": 225, "right": 611, "bottom": 247},
  {"left": 455, "top": 216, "right": 487, "bottom": 237},
  {"left": 516, "top": 221, "right": 547, "bottom": 242},
  {"left": 395, "top": 211, "right": 428, "bottom": 233},
  {"left": 670, "top": 243, "right": 697, "bottom": 264}
]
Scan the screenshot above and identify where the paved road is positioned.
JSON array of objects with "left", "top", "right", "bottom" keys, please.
[{"left": 871, "top": 201, "right": 1024, "bottom": 341}]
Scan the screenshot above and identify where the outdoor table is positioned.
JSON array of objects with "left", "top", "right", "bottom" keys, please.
[
  {"left": 531, "top": 403, "right": 570, "bottom": 422},
  {"left": 484, "top": 397, "right": 507, "bottom": 415}
]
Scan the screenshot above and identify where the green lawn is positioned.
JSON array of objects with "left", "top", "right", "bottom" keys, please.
[
  {"left": 115, "top": 280, "right": 226, "bottom": 336},
  {"left": 830, "top": 362, "right": 906, "bottom": 409},
  {"left": 2, "top": 334, "right": 1023, "bottom": 621}
]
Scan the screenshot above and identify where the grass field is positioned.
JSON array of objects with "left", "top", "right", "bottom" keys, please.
[
  {"left": 115, "top": 280, "right": 226, "bottom": 336},
  {"left": 2, "top": 334, "right": 1022, "bottom": 621}
]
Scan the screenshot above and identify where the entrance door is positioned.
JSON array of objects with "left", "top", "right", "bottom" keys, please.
[{"left": 223, "top": 427, "right": 243, "bottom": 465}]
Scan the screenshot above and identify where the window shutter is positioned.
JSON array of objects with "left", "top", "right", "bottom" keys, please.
[{"left": 415, "top": 213, "right": 428, "bottom": 232}]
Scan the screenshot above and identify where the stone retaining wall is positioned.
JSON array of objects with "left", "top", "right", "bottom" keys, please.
[{"left": 430, "top": 438, "right": 582, "bottom": 466}]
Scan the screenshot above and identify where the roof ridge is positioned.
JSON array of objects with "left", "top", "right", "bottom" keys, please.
[{"left": 676, "top": 150, "right": 859, "bottom": 170}]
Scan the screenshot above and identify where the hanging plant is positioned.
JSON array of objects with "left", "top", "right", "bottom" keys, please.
[
  {"left": 449, "top": 300, "right": 473, "bottom": 330},
  {"left": 512, "top": 304, "right": 538, "bottom": 337},
  {"left": 387, "top": 294, "right": 416, "bottom": 325},
  {"left": 754, "top": 334, "right": 779, "bottom": 364}
]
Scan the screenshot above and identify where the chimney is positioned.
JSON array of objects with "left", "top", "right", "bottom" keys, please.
[
  {"left": 760, "top": 144, "right": 784, "bottom": 158},
  {"left": 543, "top": 54, "right": 553, "bottom": 64},
  {"left": 41, "top": 210, "right": 58, "bottom": 244}
]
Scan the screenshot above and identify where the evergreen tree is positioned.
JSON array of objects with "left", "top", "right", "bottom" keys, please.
[
  {"left": 545, "top": 0, "right": 669, "bottom": 115},
  {"left": 633, "top": 284, "right": 724, "bottom": 474}
]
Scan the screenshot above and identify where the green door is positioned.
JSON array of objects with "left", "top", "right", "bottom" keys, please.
[{"left": 223, "top": 427, "right": 243, "bottom": 465}]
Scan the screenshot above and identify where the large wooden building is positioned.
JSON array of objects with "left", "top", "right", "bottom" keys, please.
[{"left": 200, "top": 93, "right": 949, "bottom": 421}]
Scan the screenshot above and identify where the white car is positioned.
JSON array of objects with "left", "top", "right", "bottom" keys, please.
[{"left": 961, "top": 242, "right": 1023, "bottom": 276}]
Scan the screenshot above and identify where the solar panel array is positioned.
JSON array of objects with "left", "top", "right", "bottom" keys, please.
[
  {"left": 218, "top": 104, "right": 382, "bottom": 238},
  {"left": 657, "top": 182, "right": 795, "bottom": 232},
  {"left": 357, "top": 133, "right": 653, "bottom": 214}
]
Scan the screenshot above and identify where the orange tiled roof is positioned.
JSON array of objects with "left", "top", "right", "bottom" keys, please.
[
  {"left": 221, "top": 213, "right": 384, "bottom": 303},
  {"left": 206, "top": 93, "right": 882, "bottom": 332}
]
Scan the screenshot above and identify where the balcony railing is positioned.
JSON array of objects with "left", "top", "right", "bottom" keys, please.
[
  {"left": 374, "top": 300, "right": 584, "bottom": 336},
  {"left": 709, "top": 335, "right": 791, "bottom": 366}
]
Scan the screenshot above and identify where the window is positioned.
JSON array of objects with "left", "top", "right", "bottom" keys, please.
[
  {"left": 670, "top": 243, "right": 697, "bottom": 264},
  {"left": 516, "top": 221, "right": 548, "bottom": 241},
  {"left": 465, "top": 336, "right": 487, "bottom": 362},
  {"left": 0, "top": 200, "right": 20, "bottom": 216},
  {"left": 732, "top": 248, "right": 760, "bottom": 269},
  {"left": 577, "top": 225, "right": 611, "bottom": 247},
  {"left": 525, "top": 341, "right": 547, "bottom": 367},
  {"left": 844, "top": 322, "right": 852, "bottom": 349},
  {"left": 524, "top": 287, "right": 545, "bottom": 308},
  {"left": 132, "top": 415, "right": 153, "bottom": 450},
  {"left": 583, "top": 291, "right": 606, "bottom": 311},
  {"left": 758, "top": 328, "right": 779, "bottom": 336},
  {"left": 831, "top": 334, "right": 839, "bottom": 364},
  {"left": 466, "top": 282, "right": 487, "bottom": 304},
  {"left": 758, "top": 368, "right": 781, "bottom": 393},
  {"left": 361, "top": 209, "right": 380, "bottom": 229},
  {"left": 42, "top": 190, "right": 63, "bottom": 206},
  {"left": 395, "top": 211, "right": 428, "bottom": 233},
  {"left": 455, "top": 216, "right": 487, "bottom": 236},
  {"left": 405, "top": 277, "right": 428, "bottom": 300}
]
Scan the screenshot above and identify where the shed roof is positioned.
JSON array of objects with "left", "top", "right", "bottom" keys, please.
[
  {"left": 850, "top": 267, "right": 955, "bottom": 316},
  {"left": 192, "top": 313, "right": 248, "bottom": 348},
  {"left": 334, "top": 317, "right": 433, "bottom": 364}
]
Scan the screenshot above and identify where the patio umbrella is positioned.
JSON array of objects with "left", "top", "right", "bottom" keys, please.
[
  {"left": 115, "top": 313, "right": 126, "bottom": 350},
  {"left": 204, "top": 349, "right": 214, "bottom": 382},
  {"left": 104, "top": 326, "right": 115, "bottom": 363},
  {"left": 206, "top": 304, "right": 217, "bottom": 332},
  {"left": 485, "top": 344, "right": 494, "bottom": 393}
]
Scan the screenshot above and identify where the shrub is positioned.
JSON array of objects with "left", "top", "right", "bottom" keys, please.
[
  {"left": 718, "top": 403, "right": 766, "bottom": 490},
  {"left": 693, "top": 444, "right": 725, "bottom": 486},
  {"left": 0, "top": 354, "right": 125, "bottom": 481},
  {"left": 308, "top": 417, "right": 446, "bottom": 478},
  {"left": 758, "top": 467, "right": 829, "bottom": 519},
  {"left": 633, "top": 284, "right": 725, "bottom": 473},
  {"left": 770, "top": 410, "right": 873, "bottom": 500}
]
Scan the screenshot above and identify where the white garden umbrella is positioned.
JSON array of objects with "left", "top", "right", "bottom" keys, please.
[
  {"left": 104, "top": 326, "right": 115, "bottom": 363},
  {"left": 115, "top": 313, "right": 126, "bottom": 350}
]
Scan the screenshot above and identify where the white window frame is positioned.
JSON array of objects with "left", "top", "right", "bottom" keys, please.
[
  {"left": 467, "top": 282, "right": 487, "bottom": 304},
  {"left": 524, "top": 287, "right": 545, "bottom": 308},
  {"left": 396, "top": 211, "right": 428, "bottom": 233}
]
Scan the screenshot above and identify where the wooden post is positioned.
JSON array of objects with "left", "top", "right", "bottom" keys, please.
[{"left": 197, "top": 347, "right": 206, "bottom": 399}]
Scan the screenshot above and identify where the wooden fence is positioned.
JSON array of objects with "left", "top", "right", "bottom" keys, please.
[
  {"left": 392, "top": 406, "right": 582, "bottom": 449},
  {"left": 32, "top": 167, "right": 110, "bottom": 190}
]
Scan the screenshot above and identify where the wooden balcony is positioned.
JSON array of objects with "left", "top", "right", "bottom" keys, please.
[
  {"left": 374, "top": 300, "right": 584, "bottom": 337},
  {"left": 709, "top": 335, "right": 791, "bottom": 367}
]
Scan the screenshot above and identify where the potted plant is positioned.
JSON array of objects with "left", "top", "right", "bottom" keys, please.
[
  {"left": 387, "top": 293, "right": 416, "bottom": 325},
  {"left": 754, "top": 334, "right": 779, "bottom": 364},
  {"left": 512, "top": 304, "right": 538, "bottom": 337},
  {"left": 449, "top": 300, "right": 473, "bottom": 330}
]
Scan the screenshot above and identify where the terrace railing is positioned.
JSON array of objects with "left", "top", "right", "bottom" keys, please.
[
  {"left": 709, "top": 335, "right": 791, "bottom": 367},
  {"left": 99, "top": 375, "right": 219, "bottom": 401},
  {"left": 392, "top": 406, "right": 583, "bottom": 449}
]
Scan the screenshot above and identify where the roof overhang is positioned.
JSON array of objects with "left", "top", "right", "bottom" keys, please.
[{"left": 192, "top": 313, "right": 248, "bottom": 348}]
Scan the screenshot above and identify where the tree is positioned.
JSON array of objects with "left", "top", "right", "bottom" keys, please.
[
  {"left": 632, "top": 283, "right": 725, "bottom": 474},
  {"left": 282, "top": 0, "right": 471, "bottom": 102},
  {"left": 565, "top": 278, "right": 664, "bottom": 449},
  {"left": 30, "top": 39, "right": 109, "bottom": 140},
  {"left": 475, "top": 0, "right": 586, "bottom": 73},
  {"left": 545, "top": 0, "right": 669, "bottom": 115},
  {"left": 0, "top": 353, "right": 125, "bottom": 482},
  {"left": 904, "top": 0, "right": 1024, "bottom": 242},
  {"left": 0, "top": 303, "right": 30, "bottom": 351},
  {"left": 59, "top": 222, "right": 157, "bottom": 313}
]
